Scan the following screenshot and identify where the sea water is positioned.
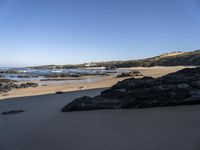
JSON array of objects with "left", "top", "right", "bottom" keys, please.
[{"left": 0, "top": 67, "right": 125, "bottom": 82}]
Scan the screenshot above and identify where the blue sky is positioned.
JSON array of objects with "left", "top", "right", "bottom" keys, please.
[{"left": 0, "top": 0, "right": 200, "bottom": 67}]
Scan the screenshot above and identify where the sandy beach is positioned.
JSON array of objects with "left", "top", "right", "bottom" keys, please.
[
  {"left": 119, "top": 66, "right": 195, "bottom": 78},
  {"left": 1, "top": 88, "right": 200, "bottom": 150},
  {"left": 0, "top": 66, "right": 194, "bottom": 100},
  {"left": 1, "top": 1, "right": 199, "bottom": 149}
]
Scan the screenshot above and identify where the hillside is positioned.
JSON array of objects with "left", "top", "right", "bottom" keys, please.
[
  {"left": 30, "top": 49, "right": 200, "bottom": 69},
  {"left": 93, "top": 49, "right": 200, "bottom": 68},
  {"left": 157, "top": 52, "right": 185, "bottom": 58}
]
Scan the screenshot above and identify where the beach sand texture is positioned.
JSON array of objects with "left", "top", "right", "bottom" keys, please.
[{"left": 1, "top": 88, "right": 200, "bottom": 150}]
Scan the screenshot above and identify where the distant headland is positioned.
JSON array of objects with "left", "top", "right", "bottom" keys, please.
[{"left": 30, "top": 49, "right": 200, "bottom": 69}]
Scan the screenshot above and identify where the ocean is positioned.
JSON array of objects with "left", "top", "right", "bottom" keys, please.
[{"left": 0, "top": 67, "right": 126, "bottom": 82}]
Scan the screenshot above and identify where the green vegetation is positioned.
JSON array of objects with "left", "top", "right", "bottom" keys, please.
[
  {"left": 92, "top": 49, "right": 200, "bottom": 68},
  {"left": 30, "top": 49, "right": 200, "bottom": 69}
]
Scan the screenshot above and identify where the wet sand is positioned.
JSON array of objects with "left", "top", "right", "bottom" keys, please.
[{"left": 1, "top": 88, "right": 200, "bottom": 150}]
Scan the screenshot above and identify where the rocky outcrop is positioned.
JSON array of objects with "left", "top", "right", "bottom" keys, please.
[
  {"left": 44, "top": 73, "right": 81, "bottom": 78},
  {"left": 0, "top": 70, "right": 20, "bottom": 74},
  {"left": 105, "top": 66, "right": 117, "bottom": 70},
  {"left": 0, "top": 79, "right": 17, "bottom": 83},
  {"left": 62, "top": 67, "right": 200, "bottom": 112},
  {"left": 0, "top": 79, "right": 18, "bottom": 93},
  {"left": 116, "top": 71, "right": 143, "bottom": 78},
  {"left": 18, "top": 82, "right": 38, "bottom": 88},
  {"left": 62, "top": 96, "right": 119, "bottom": 112},
  {"left": 0, "top": 79, "right": 38, "bottom": 94}
]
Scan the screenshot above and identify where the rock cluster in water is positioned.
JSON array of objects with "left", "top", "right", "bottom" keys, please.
[
  {"left": 44, "top": 73, "right": 80, "bottom": 78},
  {"left": 0, "top": 70, "right": 19, "bottom": 74},
  {"left": 62, "top": 67, "right": 200, "bottom": 112}
]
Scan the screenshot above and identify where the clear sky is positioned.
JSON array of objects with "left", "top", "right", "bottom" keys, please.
[{"left": 0, "top": 0, "right": 200, "bottom": 67}]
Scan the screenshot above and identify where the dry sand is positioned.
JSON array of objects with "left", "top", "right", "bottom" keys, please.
[
  {"left": 0, "top": 66, "right": 195, "bottom": 100},
  {"left": 1, "top": 88, "right": 200, "bottom": 150},
  {"left": 119, "top": 66, "right": 195, "bottom": 78}
]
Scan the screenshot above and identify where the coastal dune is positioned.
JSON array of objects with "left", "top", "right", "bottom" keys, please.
[{"left": 1, "top": 88, "right": 200, "bottom": 150}]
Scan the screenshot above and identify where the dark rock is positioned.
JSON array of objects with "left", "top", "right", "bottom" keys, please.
[
  {"left": 62, "top": 96, "right": 120, "bottom": 112},
  {"left": 17, "top": 75, "right": 39, "bottom": 78},
  {"left": 62, "top": 67, "right": 200, "bottom": 112},
  {"left": 44, "top": 73, "right": 70, "bottom": 78},
  {"left": 19, "top": 82, "right": 38, "bottom": 88},
  {"left": 116, "top": 71, "right": 143, "bottom": 78},
  {"left": 55, "top": 91, "right": 64, "bottom": 94},
  {"left": 69, "top": 74, "right": 80, "bottom": 77},
  {"left": 2, "top": 110, "right": 24, "bottom": 115},
  {"left": 0, "top": 70, "right": 19, "bottom": 74},
  {"left": 63, "top": 66, "right": 77, "bottom": 69},
  {"left": 0, "top": 79, "right": 14, "bottom": 83},
  {"left": 191, "top": 81, "right": 200, "bottom": 89},
  {"left": 0, "top": 79, "right": 18, "bottom": 93},
  {"left": 0, "top": 80, "right": 39, "bottom": 94},
  {"left": 105, "top": 66, "right": 117, "bottom": 70}
]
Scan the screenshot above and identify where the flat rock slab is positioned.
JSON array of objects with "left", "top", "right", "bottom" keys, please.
[{"left": 2, "top": 110, "right": 24, "bottom": 115}]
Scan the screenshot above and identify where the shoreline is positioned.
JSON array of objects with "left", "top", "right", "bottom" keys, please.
[
  {"left": 0, "top": 66, "right": 194, "bottom": 100},
  {"left": 0, "top": 76, "right": 127, "bottom": 100}
]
